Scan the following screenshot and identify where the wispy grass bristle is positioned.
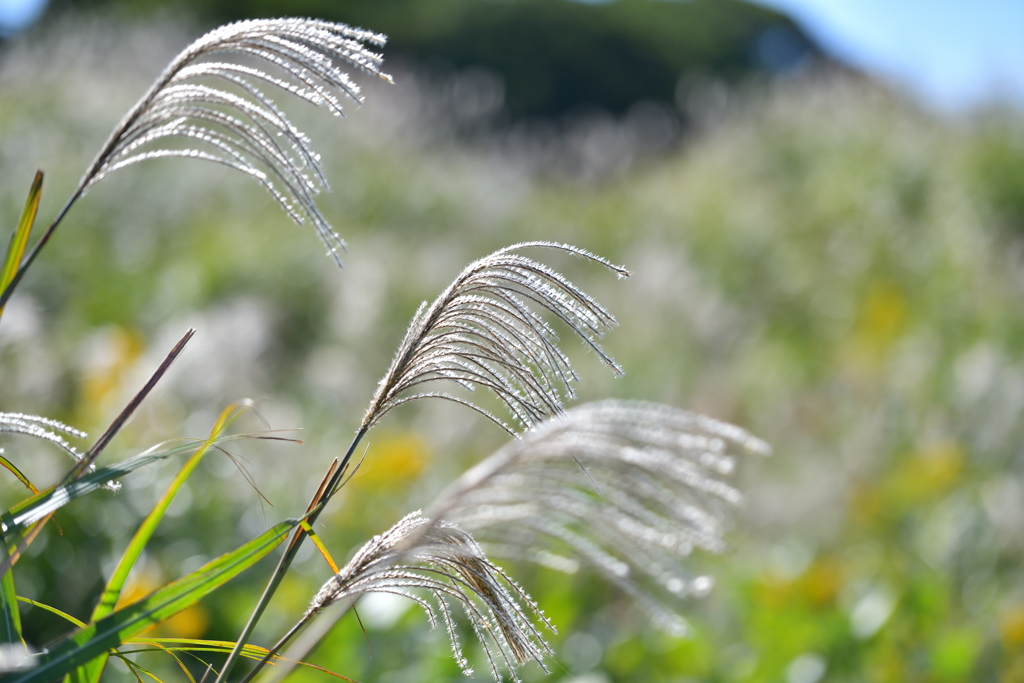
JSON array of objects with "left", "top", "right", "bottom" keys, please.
[
  {"left": 0, "top": 412, "right": 87, "bottom": 462},
  {"left": 362, "top": 242, "right": 630, "bottom": 434},
  {"left": 308, "top": 510, "right": 554, "bottom": 682},
  {"left": 427, "top": 400, "right": 771, "bottom": 636},
  {"left": 77, "top": 18, "right": 392, "bottom": 264}
]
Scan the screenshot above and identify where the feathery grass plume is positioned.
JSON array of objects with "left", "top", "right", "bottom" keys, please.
[
  {"left": 0, "top": 412, "right": 86, "bottom": 462},
  {"left": 239, "top": 243, "right": 623, "bottom": 680},
  {"left": 307, "top": 511, "right": 555, "bottom": 682},
  {"left": 362, "top": 242, "right": 629, "bottom": 434},
  {"left": 76, "top": 18, "right": 392, "bottom": 263},
  {"left": 426, "top": 400, "right": 772, "bottom": 636}
]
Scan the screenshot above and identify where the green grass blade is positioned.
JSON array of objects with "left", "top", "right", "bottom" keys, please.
[
  {"left": 17, "top": 597, "right": 87, "bottom": 629},
  {"left": 128, "top": 640, "right": 196, "bottom": 683},
  {"left": 0, "top": 173, "right": 44, "bottom": 635},
  {"left": 76, "top": 402, "right": 254, "bottom": 683},
  {"left": 125, "top": 637, "right": 273, "bottom": 657},
  {"left": 116, "top": 656, "right": 164, "bottom": 683},
  {"left": 124, "top": 638, "right": 282, "bottom": 663},
  {"left": 94, "top": 402, "right": 253, "bottom": 618},
  {"left": 0, "top": 538, "right": 23, "bottom": 644},
  {"left": 0, "top": 171, "right": 42, "bottom": 323},
  {"left": 113, "top": 655, "right": 146, "bottom": 683},
  {"left": 0, "top": 455, "right": 39, "bottom": 496},
  {"left": 120, "top": 639, "right": 357, "bottom": 681},
  {"left": 11, "top": 519, "right": 296, "bottom": 683}
]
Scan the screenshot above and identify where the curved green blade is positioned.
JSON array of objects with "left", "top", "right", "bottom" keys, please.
[
  {"left": 0, "top": 538, "right": 23, "bottom": 645},
  {"left": 0, "top": 172, "right": 44, "bottom": 649},
  {"left": 94, "top": 403, "right": 254, "bottom": 620},
  {"left": 0, "top": 171, "right": 42, "bottom": 323},
  {"left": 17, "top": 597, "right": 87, "bottom": 629},
  {"left": 0, "top": 455, "right": 39, "bottom": 496},
  {"left": 11, "top": 519, "right": 296, "bottom": 683},
  {"left": 120, "top": 639, "right": 357, "bottom": 681},
  {"left": 77, "top": 403, "right": 255, "bottom": 683}
]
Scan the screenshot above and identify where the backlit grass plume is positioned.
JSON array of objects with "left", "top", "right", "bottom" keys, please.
[
  {"left": 259, "top": 401, "right": 771, "bottom": 683},
  {"left": 221, "top": 242, "right": 627, "bottom": 682},
  {"left": 0, "top": 19, "right": 391, "bottom": 316},
  {"left": 427, "top": 400, "right": 772, "bottom": 636},
  {"left": 0, "top": 412, "right": 86, "bottom": 462},
  {"left": 304, "top": 511, "right": 554, "bottom": 682},
  {"left": 362, "top": 242, "right": 630, "bottom": 434},
  {"left": 0, "top": 17, "right": 776, "bottom": 680},
  {"left": 76, "top": 18, "right": 391, "bottom": 263}
]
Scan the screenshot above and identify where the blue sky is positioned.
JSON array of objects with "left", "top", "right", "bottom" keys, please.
[
  {"left": 0, "top": 0, "right": 44, "bottom": 37},
  {"left": 757, "top": 0, "right": 1024, "bottom": 111},
  {"left": 1, "top": 0, "right": 1023, "bottom": 111}
]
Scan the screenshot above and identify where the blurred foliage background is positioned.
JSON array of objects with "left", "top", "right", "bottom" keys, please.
[
  {"left": 1, "top": 1, "right": 1024, "bottom": 682},
  {"left": 45, "top": 0, "right": 822, "bottom": 117}
]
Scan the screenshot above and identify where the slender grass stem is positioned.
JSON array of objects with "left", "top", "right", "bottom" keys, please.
[
  {"left": 215, "top": 426, "right": 367, "bottom": 683},
  {"left": 255, "top": 602, "right": 349, "bottom": 683},
  {"left": 236, "top": 611, "right": 314, "bottom": 683}
]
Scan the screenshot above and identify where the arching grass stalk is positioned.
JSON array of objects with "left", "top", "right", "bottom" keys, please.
[
  {"left": 0, "top": 15, "right": 389, "bottom": 679},
  {"left": 0, "top": 18, "right": 390, "bottom": 313},
  {"left": 239, "top": 400, "right": 770, "bottom": 683},
  {"left": 220, "top": 241, "right": 628, "bottom": 681}
]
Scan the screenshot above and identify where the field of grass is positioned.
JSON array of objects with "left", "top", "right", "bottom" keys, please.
[{"left": 2, "top": 15, "right": 1024, "bottom": 683}]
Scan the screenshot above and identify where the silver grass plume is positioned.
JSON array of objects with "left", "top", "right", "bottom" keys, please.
[
  {"left": 362, "top": 242, "right": 629, "bottom": 434},
  {"left": 0, "top": 412, "right": 86, "bottom": 462},
  {"left": 307, "top": 510, "right": 555, "bottom": 682},
  {"left": 75, "top": 18, "right": 391, "bottom": 263},
  {"left": 0, "top": 412, "right": 120, "bottom": 491},
  {"left": 426, "top": 400, "right": 772, "bottom": 636}
]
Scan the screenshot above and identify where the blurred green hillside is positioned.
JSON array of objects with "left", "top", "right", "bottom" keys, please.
[
  {"left": 1, "top": 14, "right": 1024, "bottom": 683},
  {"left": 43, "top": 0, "right": 822, "bottom": 117}
]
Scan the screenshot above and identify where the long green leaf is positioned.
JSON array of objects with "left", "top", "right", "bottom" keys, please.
[
  {"left": 0, "top": 173, "right": 43, "bottom": 649},
  {"left": 0, "top": 171, "right": 42, "bottom": 323},
  {"left": 119, "top": 639, "right": 357, "bottom": 681},
  {"left": 125, "top": 637, "right": 278, "bottom": 659},
  {"left": 75, "top": 403, "right": 254, "bottom": 683},
  {"left": 124, "top": 640, "right": 195, "bottom": 683},
  {"left": 0, "top": 538, "right": 22, "bottom": 644},
  {"left": 11, "top": 519, "right": 296, "bottom": 683},
  {"left": 116, "top": 655, "right": 164, "bottom": 683}
]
